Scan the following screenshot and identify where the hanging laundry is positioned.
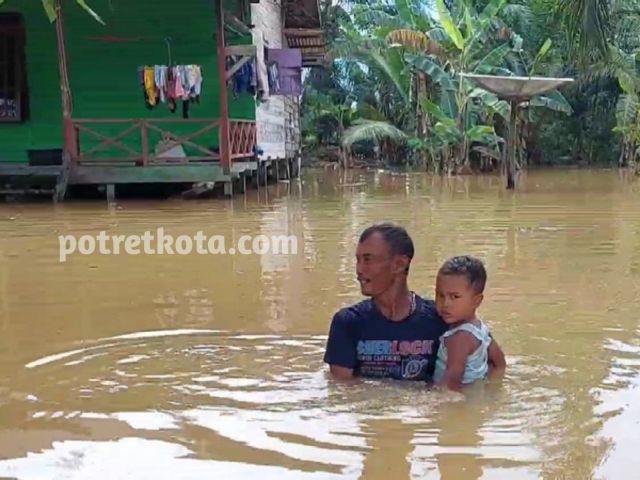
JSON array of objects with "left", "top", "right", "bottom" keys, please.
[
  {"left": 138, "top": 67, "right": 150, "bottom": 109},
  {"left": 189, "top": 65, "right": 203, "bottom": 102},
  {"left": 155, "top": 66, "right": 168, "bottom": 104},
  {"left": 166, "top": 66, "right": 177, "bottom": 113},
  {"left": 173, "top": 67, "right": 186, "bottom": 99},
  {"left": 138, "top": 64, "right": 203, "bottom": 116},
  {"left": 143, "top": 66, "right": 158, "bottom": 107},
  {"left": 266, "top": 48, "right": 302, "bottom": 96},
  {"left": 267, "top": 62, "right": 280, "bottom": 93},
  {"left": 183, "top": 99, "right": 190, "bottom": 120},
  {"left": 231, "top": 60, "right": 256, "bottom": 97},
  {"left": 255, "top": 34, "right": 270, "bottom": 99}
]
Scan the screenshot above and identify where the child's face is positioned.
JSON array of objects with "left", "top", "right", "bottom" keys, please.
[{"left": 435, "top": 273, "right": 483, "bottom": 324}]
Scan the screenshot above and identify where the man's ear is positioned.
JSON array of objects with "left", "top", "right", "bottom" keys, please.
[{"left": 393, "top": 255, "right": 410, "bottom": 275}]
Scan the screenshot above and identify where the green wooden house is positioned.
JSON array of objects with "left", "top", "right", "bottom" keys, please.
[{"left": 0, "top": 0, "right": 324, "bottom": 198}]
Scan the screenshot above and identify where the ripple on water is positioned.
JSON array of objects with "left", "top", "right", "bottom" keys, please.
[{"left": 0, "top": 329, "right": 554, "bottom": 479}]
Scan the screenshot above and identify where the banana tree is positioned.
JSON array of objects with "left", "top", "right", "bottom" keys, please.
[
  {"left": 401, "top": 0, "right": 513, "bottom": 170},
  {"left": 612, "top": 63, "right": 640, "bottom": 168},
  {"left": 410, "top": 0, "right": 574, "bottom": 178},
  {"left": 418, "top": 97, "right": 505, "bottom": 172}
]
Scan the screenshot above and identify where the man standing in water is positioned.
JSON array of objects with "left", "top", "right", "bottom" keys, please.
[{"left": 323, "top": 223, "right": 447, "bottom": 381}]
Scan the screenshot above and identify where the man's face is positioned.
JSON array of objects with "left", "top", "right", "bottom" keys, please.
[{"left": 356, "top": 232, "right": 408, "bottom": 296}]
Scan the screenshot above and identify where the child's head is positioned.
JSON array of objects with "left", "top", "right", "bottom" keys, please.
[{"left": 435, "top": 255, "right": 486, "bottom": 325}]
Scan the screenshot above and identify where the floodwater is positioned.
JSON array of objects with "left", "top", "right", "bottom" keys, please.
[{"left": 0, "top": 168, "right": 639, "bottom": 479}]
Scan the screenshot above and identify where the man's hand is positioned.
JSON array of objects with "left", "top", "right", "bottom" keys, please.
[
  {"left": 488, "top": 338, "right": 506, "bottom": 374},
  {"left": 329, "top": 364, "right": 355, "bottom": 380},
  {"left": 440, "top": 331, "right": 478, "bottom": 392}
]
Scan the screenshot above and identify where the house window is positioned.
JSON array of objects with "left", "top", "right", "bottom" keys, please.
[{"left": 0, "top": 13, "right": 28, "bottom": 123}]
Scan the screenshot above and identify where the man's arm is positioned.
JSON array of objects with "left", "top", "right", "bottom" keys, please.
[
  {"left": 439, "top": 332, "right": 477, "bottom": 392},
  {"left": 323, "top": 311, "right": 358, "bottom": 380}
]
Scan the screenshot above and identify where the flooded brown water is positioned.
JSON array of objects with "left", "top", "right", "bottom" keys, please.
[{"left": 0, "top": 168, "right": 639, "bottom": 479}]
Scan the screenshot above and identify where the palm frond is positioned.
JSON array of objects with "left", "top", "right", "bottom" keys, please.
[
  {"left": 557, "top": 0, "right": 611, "bottom": 60},
  {"left": 614, "top": 15, "right": 640, "bottom": 51},
  {"left": 500, "top": 3, "right": 534, "bottom": 31},
  {"left": 356, "top": 103, "right": 389, "bottom": 121},
  {"left": 578, "top": 46, "right": 637, "bottom": 87},
  {"left": 615, "top": 94, "right": 639, "bottom": 128},
  {"left": 331, "top": 35, "right": 409, "bottom": 102},
  {"left": 342, "top": 120, "right": 408, "bottom": 148}
]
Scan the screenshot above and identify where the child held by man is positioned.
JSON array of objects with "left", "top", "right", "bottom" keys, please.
[{"left": 433, "top": 255, "right": 506, "bottom": 391}]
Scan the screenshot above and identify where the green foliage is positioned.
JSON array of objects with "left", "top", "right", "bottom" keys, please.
[
  {"left": 342, "top": 120, "right": 408, "bottom": 149},
  {"left": 302, "top": 0, "right": 639, "bottom": 170}
]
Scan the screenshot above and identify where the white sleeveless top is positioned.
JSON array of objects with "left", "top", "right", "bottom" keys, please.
[{"left": 433, "top": 320, "right": 491, "bottom": 385}]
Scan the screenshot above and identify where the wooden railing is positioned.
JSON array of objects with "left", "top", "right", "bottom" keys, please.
[
  {"left": 230, "top": 120, "right": 257, "bottom": 159},
  {"left": 69, "top": 118, "right": 256, "bottom": 166}
]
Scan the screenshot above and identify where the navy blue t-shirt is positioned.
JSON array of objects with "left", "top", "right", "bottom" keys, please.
[{"left": 323, "top": 295, "right": 447, "bottom": 381}]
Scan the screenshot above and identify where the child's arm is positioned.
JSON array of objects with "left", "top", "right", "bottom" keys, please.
[
  {"left": 440, "top": 331, "right": 478, "bottom": 392},
  {"left": 488, "top": 338, "right": 507, "bottom": 371}
]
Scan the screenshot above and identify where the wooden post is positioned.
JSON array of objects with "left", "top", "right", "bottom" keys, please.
[
  {"left": 106, "top": 184, "right": 116, "bottom": 204},
  {"left": 215, "top": 0, "right": 232, "bottom": 175},
  {"left": 506, "top": 99, "right": 518, "bottom": 190},
  {"left": 54, "top": 0, "right": 78, "bottom": 162},
  {"left": 54, "top": 151, "right": 72, "bottom": 202},
  {"left": 141, "top": 120, "right": 149, "bottom": 165}
]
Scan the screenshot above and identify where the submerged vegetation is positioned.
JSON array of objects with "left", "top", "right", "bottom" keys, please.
[{"left": 302, "top": 0, "right": 640, "bottom": 176}]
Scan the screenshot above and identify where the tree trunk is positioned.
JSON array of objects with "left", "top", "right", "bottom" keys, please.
[
  {"left": 619, "top": 141, "right": 627, "bottom": 168},
  {"left": 338, "top": 123, "right": 348, "bottom": 169},
  {"left": 506, "top": 100, "right": 518, "bottom": 190},
  {"left": 415, "top": 73, "right": 431, "bottom": 170},
  {"left": 462, "top": 137, "right": 470, "bottom": 169},
  {"left": 340, "top": 147, "right": 348, "bottom": 169}
]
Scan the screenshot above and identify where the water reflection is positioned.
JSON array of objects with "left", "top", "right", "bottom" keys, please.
[{"left": 0, "top": 169, "right": 639, "bottom": 478}]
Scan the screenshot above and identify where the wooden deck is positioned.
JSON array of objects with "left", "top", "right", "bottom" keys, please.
[{"left": 0, "top": 157, "right": 299, "bottom": 200}]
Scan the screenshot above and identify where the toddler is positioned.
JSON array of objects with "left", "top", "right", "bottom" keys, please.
[{"left": 433, "top": 255, "right": 506, "bottom": 391}]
